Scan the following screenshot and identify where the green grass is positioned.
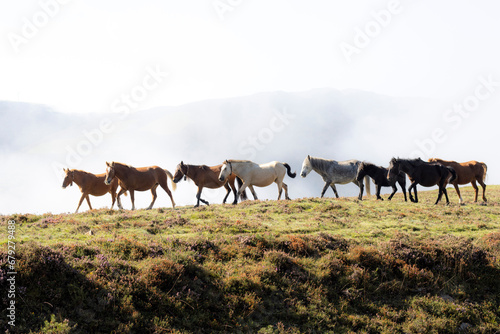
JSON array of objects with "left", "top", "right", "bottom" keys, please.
[{"left": 1, "top": 186, "right": 500, "bottom": 333}]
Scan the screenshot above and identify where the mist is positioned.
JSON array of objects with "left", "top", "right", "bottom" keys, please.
[{"left": 1, "top": 88, "right": 497, "bottom": 215}]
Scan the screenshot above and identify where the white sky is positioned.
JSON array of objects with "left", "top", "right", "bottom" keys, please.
[{"left": 1, "top": 0, "right": 500, "bottom": 113}]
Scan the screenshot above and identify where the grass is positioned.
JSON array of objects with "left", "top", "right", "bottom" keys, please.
[{"left": 1, "top": 186, "right": 499, "bottom": 333}]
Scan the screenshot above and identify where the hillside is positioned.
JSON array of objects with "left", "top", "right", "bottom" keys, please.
[{"left": 1, "top": 186, "right": 500, "bottom": 333}]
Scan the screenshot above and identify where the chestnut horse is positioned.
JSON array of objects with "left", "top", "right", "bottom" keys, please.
[
  {"left": 428, "top": 158, "right": 487, "bottom": 203},
  {"left": 62, "top": 168, "right": 123, "bottom": 213},
  {"left": 387, "top": 158, "right": 456, "bottom": 205},
  {"left": 105, "top": 162, "right": 176, "bottom": 210},
  {"left": 173, "top": 161, "right": 247, "bottom": 207}
]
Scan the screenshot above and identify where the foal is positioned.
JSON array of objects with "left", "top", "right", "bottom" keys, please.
[
  {"left": 62, "top": 168, "right": 122, "bottom": 213},
  {"left": 357, "top": 162, "right": 407, "bottom": 201}
]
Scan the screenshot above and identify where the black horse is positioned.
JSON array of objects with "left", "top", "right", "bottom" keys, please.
[
  {"left": 387, "top": 158, "right": 457, "bottom": 205},
  {"left": 357, "top": 162, "right": 407, "bottom": 201}
]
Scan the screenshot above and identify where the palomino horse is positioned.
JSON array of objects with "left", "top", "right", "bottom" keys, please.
[
  {"left": 105, "top": 162, "right": 176, "bottom": 210},
  {"left": 357, "top": 162, "right": 407, "bottom": 201},
  {"left": 300, "top": 155, "right": 371, "bottom": 200},
  {"left": 62, "top": 168, "right": 124, "bottom": 213},
  {"left": 173, "top": 161, "right": 247, "bottom": 207},
  {"left": 387, "top": 158, "right": 456, "bottom": 205},
  {"left": 428, "top": 158, "right": 487, "bottom": 203},
  {"left": 218, "top": 160, "right": 296, "bottom": 203}
]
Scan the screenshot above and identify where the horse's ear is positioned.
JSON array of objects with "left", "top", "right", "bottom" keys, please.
[
  {"left": 180, "top": 161, "right": 184, "bottom": 166},
  {"left": 225, "top": 159, "right": 229, "bottom": 164},
  {"left": 307, "top": 155, "right": 311, "bottom": 160},
  {"left": 106, "top": 162, "right": 111, "bottom": 167}
]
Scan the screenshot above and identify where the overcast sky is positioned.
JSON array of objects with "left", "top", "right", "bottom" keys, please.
[{"left": 2, "top": 0, "right": 500, "bottom": 113}]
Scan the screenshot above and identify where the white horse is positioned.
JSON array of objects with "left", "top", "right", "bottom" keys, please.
[
  {"left": 218, "top": 160, "right": 296, "bottom": 203},
  {"left": 300, "top": 155, "right": 370, "bottom": 200}
]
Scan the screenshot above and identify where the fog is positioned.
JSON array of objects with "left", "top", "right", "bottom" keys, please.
[{"left": 1, "top": 88, "right": 498, "bottom": 215}]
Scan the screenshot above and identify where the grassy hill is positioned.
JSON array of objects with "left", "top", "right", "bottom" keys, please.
[{"left": 1, "top": 186, "right": 500, "bottom": 333}]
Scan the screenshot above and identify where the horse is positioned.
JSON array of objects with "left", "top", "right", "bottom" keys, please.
[
  {"left": 62, "top": 168, "right": 124, "bottom": 213},
  {"left": 218, "top": 160, "right": 296, "bottom": 203},
  {"left": 428, "top": 158, "right": 487, "bottom": 203},
  {"left": 104, "top": 162, "right": 176, "bottom": 210},
  {"left": 300, "top": 155, "right": 371, "bottom": 200},
  {"left": 173, "top": 161, "right": 247, "bottom": 207},
  {"left": 356, "top": 162, "right": 407, "bottom": 201},
  {"left": 387, "top": 158, "right": 457, "bottom": 205}
]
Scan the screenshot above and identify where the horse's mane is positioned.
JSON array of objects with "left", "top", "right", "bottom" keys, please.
[
  {"left": 308, "top": 156, "right": 334, "bottom": 173},
  {"left": 227, "top": 159, "right": 253, "bottom": 164},
  {"left": 392, "top": 157, "right": 426, "bottom": 167}
]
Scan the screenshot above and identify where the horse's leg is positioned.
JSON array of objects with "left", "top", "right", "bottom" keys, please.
[
  {"left": 222, "top": 183, "right": 231, "bottom": 204},
  {"left": 408, "top": 182, "right": 416, "bottom": 203},
  {"left": 356, "top": 180, "right": 364, "bottom": 200},
  {"left": 434, "top": 178, "right": 447, "bottom": 205},
  {"left": 443, "top": 187, "right": 450, "bottom": 205},
  {"left": 283, "top": 182, "right": 291, "bottom": 200},
  {"left": 453, "top": 183, "right": 463, "bottom": 204},
  {"left": 196, "top": 186, "right": 209, "bottom": 207},
  {"left": 471, "top": 180, "right": 479, "bottom": 202},
  {"left": 235, "top": 183, "right": 248, "bottom": 204},
  {"left": 86, "top": 195, "right": 93, "bottom": 211},
  {"left": 116, "top": 188, "right": 127, "bottom": 210},
  {"left": 321, "top": 181, "right": 331, "bottom": 198},
  {"left": 110, "top": 191, "right": 116, "bottom": 210},
  {"left": 388, "top": 185, "right": 398, "bottom": 201},
  {"left": 129, "top": 190, "right": 136, "bottom": 210},
  {"left": 248, "top": 185, "right": 259, "bottom": 200},
  {"left": 159, "top": 180, "right": 176, "bottom": 208},
  {"left": 147, "top": 184, "right": 159, "bottom": 210},
  {"left": 75, "top": 193, "right": 87, "bottom": 213},
  {"left": 276, "top": 181, "right": 283, "bottom": 200},
  {"left": 400, "top": 180, "right": 407, "bottom": 202},
  {"left": 413, "top": 184, "right": 419, "bottom": 203},
  {"left": 477, "top": 179, "right": 487, "bottom": 202}
]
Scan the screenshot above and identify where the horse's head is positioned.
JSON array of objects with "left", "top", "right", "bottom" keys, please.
[
  {"left": 173, "top": 161, "right": 187, "bottom": 183},
  {"left": 218, "top": 160, "right": 231, "bottom": 182},
  {"left": 300, "top": 155, "right": 313, "bottom": 178},
  {"left": 356, "top": 162, "right": 367, "bottom": 181},
  {"left": 104, "top": 162, "right": 115, "bottom": 185},
  {"left": 62, "top": 168, "right": 73, "bottom": 188},
  {"left": 387, "top": 158, "right": 400, "bottom": 182}
]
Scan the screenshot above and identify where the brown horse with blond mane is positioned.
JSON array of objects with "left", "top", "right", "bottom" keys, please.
[
  {"left": 173, "top": 161, "right": 247, "bottom": 207},
  {"left": 428, "top": 158, "right": 487, "bottom": 203},
  {"left": 105, "top": 162, "right": 176, "bottom": 210},
  {"left": 62, "top": 168, "right": 124, "bottom": 213}
]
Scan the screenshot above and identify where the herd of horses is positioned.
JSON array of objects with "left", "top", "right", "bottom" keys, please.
[{"left": 62, "top": 156, "right": 488, "bottom": 213}]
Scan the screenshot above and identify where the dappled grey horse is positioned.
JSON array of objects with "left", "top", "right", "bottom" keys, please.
[{"left": 300, "top": 155, "right": 370, "bottom": 200}]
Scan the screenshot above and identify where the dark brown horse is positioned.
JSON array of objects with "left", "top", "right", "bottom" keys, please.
[
  {"left": 357, "top": 162, "right": 407, "bottom": 201},
  {"left": 428, "top": 158, "right": 487, "bottom": 203},
  {"left": 105, "top": 162, "right": 176, "bottom": 210},
  {"left": 173, "top": 161, "right": 247, "bottom": 207},
  {"left": 62, "top": 168, "right": 123, "bottom": 213},
  {"left": 387, "top": 158, "right": 457, "bottom": 205}
]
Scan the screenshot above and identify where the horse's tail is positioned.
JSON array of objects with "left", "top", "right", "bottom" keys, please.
[
  {"left": 364, "top": 175, "right": 371, "bottom": 196},
  {"left": 447, "top": 166, "right": 457, "bottom": 184},
  {"left": 236, "top": 177, "right": 248, "bottom": 201},
  {"left": 283, "top": 163, "right": 297, "bottom": 178},
  {"left": 481, "top": 162, "right": 488, "bottom": 182},
  {"left": 164, "top": 169, "right": 177, "bottom": 191}
]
